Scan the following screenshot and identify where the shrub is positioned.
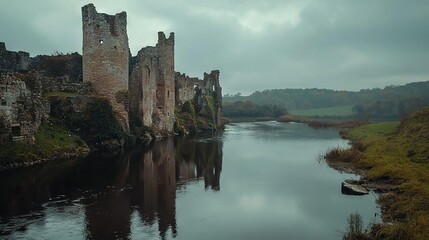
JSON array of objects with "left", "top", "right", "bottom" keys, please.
[{"left": 343, "top": 212, "right": 373, "bottom": 240}]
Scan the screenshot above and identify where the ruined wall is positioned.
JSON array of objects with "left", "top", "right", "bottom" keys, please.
[
  {"left": 175, "top": 72, "right": 199, "bottom": 106},
  {"left": 154, "top": 32, "right": 175, "bottom": 131},
  {"left": 129, "top": 32, "right": 175, "bottom": 131},
  {"left": 203, "top": 70, "right": 222, "bottom": 125},
  {"left": 0, "top": 72, "right": 50, "bottom": 142},
  {"left": 1, "top": 42, "right": 83, "bottom": 83},
  {"left": 0, "top": 42, "right": 31, "bottom": 72},
  {"left": 82, "top": 4, "right": 129, "bottom": 132},
  {"left": 175, "top": 70, "right": 222, "bottom": 126},
  {"left": 31, "top": 53, "right": 83, "bottom": 82},
  {"left": 129, "top": 47, "right": 157, "bottom": 127}
]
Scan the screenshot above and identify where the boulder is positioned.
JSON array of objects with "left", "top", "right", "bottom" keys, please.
[{"left": 341, "top": 181, "right": 369, "bottom": 195}]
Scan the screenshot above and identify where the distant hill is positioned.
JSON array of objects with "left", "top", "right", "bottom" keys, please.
[{"left": 223, "top": 81, "right": 429, "bottom": 119}]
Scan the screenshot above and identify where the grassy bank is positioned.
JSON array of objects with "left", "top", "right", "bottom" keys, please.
[
  {"left": 325, "top": 108, "right": 429, "bottom": 239},
  {"left": 0, "top": 123, "right": 89, "bottom": 169},
  {"left": 278, "top": 114, "right": 365, "bottom": 129}
]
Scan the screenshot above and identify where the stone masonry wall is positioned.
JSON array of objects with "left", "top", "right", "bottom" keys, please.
[
  {"left": 154, "top": 32, "right": 175, "bottom": 131},
  {"left": 175, "top": 72, "right": 199, "bottom": 106},
  {"left": 0, "top": 42, "right": 31, "bottom": 72},
  {"left": 129, "top": 32, "right": 175, "bottom": 132},
  {"left": 175, "top": 70, "right": 222, "bottom": 125},
  {"left": 0, "top": 72, "right": 50, "bottom": 142},
  {"left": 82, "top": 4, "right": 129, "bottom": 132},
  {"left": 129, "top": 47, "right": 158, "bottom": 127},
  {"left": 203, "top": 70, "right": 222, "bottom": 126}
]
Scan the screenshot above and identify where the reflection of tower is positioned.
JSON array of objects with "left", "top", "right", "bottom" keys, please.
[
  {"left": 85, "top": 152, "right": 132, "bottom": 240},
  {"left": 130, "top": 138, "right": 177, "bottom": 239},
  {"left": 176, "top": 136, "right": 223, "bottom": 191},
  {"left": 154, "top": 138, "right": 177, "bottom": 238},
  {"left": 202, "top": 141, "right": 223, "bottom": 191}
]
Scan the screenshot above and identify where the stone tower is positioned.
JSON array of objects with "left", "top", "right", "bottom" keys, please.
[
  {"left": 154, "top": 32, "right": 175, "bottom": 131},
  {"left": 81, "top": 4, "right": 129, "bottom": 131},
  {"left": 129, "top": 32, "right": 175, "bottom": 131}
]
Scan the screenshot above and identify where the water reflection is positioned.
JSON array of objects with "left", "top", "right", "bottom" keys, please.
[
  {"left": 176, "top": 136, "right": 223, "bottom": 191},
  {"left": 0, "top": 135, "right": 223, "bottom": 239},
  {"left": 0, "top": 123, "right": 378, "bottom": 239}
]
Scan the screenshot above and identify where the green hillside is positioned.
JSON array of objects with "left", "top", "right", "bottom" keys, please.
[{"left": 289, "top": 105, "right": 354, "bottom": 117}]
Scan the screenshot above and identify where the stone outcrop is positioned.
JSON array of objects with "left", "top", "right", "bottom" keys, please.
[{"left": 341, "top": 181, "right": 369, "bottom": 195}]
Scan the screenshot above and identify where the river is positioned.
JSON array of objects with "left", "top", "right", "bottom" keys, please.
[{"left": 0, "top": 121, "right": 379, "bottom": 239}]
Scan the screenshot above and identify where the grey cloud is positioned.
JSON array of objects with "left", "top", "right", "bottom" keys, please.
[{"left": 1, "top": 0, "right": 428, "bottom": 95}]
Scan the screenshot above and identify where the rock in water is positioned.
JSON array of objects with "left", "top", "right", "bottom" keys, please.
[{"left": 341, "top": 181, "right": 369, "bottom": 195}]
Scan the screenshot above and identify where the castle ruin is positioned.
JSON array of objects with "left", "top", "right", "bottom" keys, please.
[
  {"left": 129, "top": 32, "right": 175, "bottom": 131},
  {"left": 0, "top": 3, "right": 222, "bottom": 143},
  {"left": 81, "top": 4, "right": 222, "bottom": 133}
]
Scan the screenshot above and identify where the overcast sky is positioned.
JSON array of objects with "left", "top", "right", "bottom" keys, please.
[{"left": 1, "top": 0, "right": 429, "bottom": 95}]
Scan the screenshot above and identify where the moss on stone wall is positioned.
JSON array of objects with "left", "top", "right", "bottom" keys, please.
[
  {"left": 174, "top": 100, "right": 198, "bottom": 133},
  {"left": 174, "top": 98, "right": 219, "bottom": 134}
]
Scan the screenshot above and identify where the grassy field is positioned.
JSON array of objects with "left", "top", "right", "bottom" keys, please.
[
  {"left": 289, "top": 105, "right": 354, "bottom": 117},
  {"left": 330, "top": 108, "right": 429, "bottom": 239}
]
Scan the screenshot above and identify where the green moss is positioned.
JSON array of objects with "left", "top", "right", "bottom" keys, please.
[
  {"left": 77, "top": 98, "right": 125, "bottom": 144},
  {"left": 203, "top": 95, "right": 216, "bottom": 128},
  {"left": 0, "top": 123, "right": 87, "bottom": 165},
  {"left": 34, "top": 124, "right": 85, "bottom": 157},
  {"left": 174, "top": 109, "right": 186, "bottom": 134}
]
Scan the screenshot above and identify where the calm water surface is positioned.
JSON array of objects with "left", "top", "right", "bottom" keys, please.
[{"left": 0, "top": 122, "right": 379, "bottom": 239}]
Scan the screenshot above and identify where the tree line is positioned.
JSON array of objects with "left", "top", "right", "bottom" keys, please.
[
  {"left": 223, "top": 81, "right": 429, "bottom": 119},
  {"left": 222, "top": 101, "right": 287, "bottom": 118}
]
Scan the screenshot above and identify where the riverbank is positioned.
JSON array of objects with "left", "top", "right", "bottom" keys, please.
[
  {"left": 277, "top": 114, "right": 366, "bottom": 129},
  {"left": 324, "top": 108, "right": 429, "bottom": 240},
  {"left": 0, "top": 123, "right": 89, "bottom": 170},
  {"left": 222, "top": 116, "right": 277, "bottom": 123}
]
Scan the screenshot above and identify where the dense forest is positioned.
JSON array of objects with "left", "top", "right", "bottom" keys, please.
[
  {"left": 222, "top": 101, "right": 287, "bottom": 118},
  {"left": 223, "top": 81, "right": 429, "bottom": 119}
]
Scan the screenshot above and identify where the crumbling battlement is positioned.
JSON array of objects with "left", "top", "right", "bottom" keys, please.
[
  {"left": 0, "top": 42, "right": 31, "bottom": 72},
  {"left": 82, "top": 4, "right": 129, "bottom": 132},
  {"left": 1, "top": 42, "right": 83, "bottom": 82},
  {"left": 175, "top": 70, "right": 221, "bottom": 104},
  {"left": 175, "top": 70, "right": 222, "bottom": 125},
  {"left": 175, "top": 72, "right": 200, "bottom": 106},
  {"left": 129, "top": 32, "right": 175, "bottom": 131}
]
